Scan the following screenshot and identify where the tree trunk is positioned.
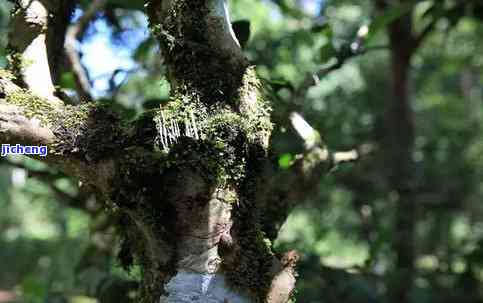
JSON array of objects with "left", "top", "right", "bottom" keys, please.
[
  {"left": 2, "top": 0, "right": 304, "bottom": 302},
  {"left": 385, "top": 13, "right": 417, "bottom": 303},
  {"left": 1, "top": 0, "right": 363, "bottom": 301}
]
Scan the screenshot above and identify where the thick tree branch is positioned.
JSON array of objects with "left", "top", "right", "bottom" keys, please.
[
  {"left": 0, "top": 72, "right": 117, "bottom": 193},
  {"left": 0, "top": 103, "right": 54, "bottom": 146},
  {"left": 0, "top": 75, "right": 56, "bottom": 147},
  {"left": 8, "top": 0, "right": 63, "bottom": 106},
  {"left": 147, "top": 0, "right": 249, "bottom": 102}
]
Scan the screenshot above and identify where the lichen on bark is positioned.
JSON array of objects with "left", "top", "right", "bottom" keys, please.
[
  {"left": 100, "top": 1, "right": 284, "bottom": 302},
  {"left": 111, "top": 83, "right": 276, "bottom": 301}
]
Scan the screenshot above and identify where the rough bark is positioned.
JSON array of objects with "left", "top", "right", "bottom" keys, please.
[
  {"left": 0, "top": 1, "right": 353, "bottom": 302},
  {"left": 131, "top": 1, "right": 295, "bottom": 301},
  {"left": 0, "top": 70, "right": 117, "bottom": 192}
]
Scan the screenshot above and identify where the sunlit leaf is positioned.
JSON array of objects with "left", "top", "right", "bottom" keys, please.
[{"left": 278, "top": 153, "right": 295, "bottom": 169}]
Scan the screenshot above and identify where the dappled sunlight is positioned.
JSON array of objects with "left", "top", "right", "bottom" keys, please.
[{"left": 1, "top": 0, "right": 483, "bottom": 302}]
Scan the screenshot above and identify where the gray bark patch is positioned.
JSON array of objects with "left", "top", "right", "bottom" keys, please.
[{"left": 161, "top": 271, "right": 251, "bottom": 303}]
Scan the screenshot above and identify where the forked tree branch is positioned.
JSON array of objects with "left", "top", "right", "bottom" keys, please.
[{"left": 261, "top": 112, "right": 371, "bottom": 241}]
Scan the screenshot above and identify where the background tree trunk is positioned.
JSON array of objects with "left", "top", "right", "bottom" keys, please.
[{"left": 385, "top": 11, "right": 416, "bottom": 303}]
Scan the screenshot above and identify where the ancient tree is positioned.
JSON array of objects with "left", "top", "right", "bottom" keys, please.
[{"left": 0, "top": 0, "right": 357, "bottom": 302}]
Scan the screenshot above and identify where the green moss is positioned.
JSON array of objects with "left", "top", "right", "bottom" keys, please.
[
  {"left": 151, "top": 93, "right": 253, "bottom": 186},
  {"left": 3, "top": 89, "right": 128, "bottom": 161},
  {"left": 62, "top": 104, "right": 92, "bottom": 127},
  {"left": 4, "top": 89, "right": 57, "bottom": 125},
  {"left": 51, "top": 103, "right": 128, "bottom": 161},
  {"left": 141, "top": 3, "right": 279, "bottom": 300},
  {"left": 223, "top": 206, "right": 275, "bottom": 302},
  {"left": 3, "top": 84, "right": 94, "bottom": 129},
  {"left": 148, "top": 0, "right": 249, "bottom": 106},
  {"left": 153, "top": 67, "right": 272, "bottom": 150}
]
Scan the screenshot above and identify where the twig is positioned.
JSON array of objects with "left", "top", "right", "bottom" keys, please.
[
  {"left": 290, "top": 111, "right": 372, "bottom": 168},
  {"left": 293, "top": 44, "right": 388, "bottom": 106},
  {"left": 65, "top": 0, "right": 107, "bottom": 102}
]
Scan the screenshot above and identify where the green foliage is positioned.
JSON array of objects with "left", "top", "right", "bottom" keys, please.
[
  {"left": 278, "top": 153, "right": 295, "bottom": 169},
  {"left": 2, "top": 0, "right": 483, "bottom": 302},
  {"left": 365, "top": 2, "right": 413, "bottom": 44}
]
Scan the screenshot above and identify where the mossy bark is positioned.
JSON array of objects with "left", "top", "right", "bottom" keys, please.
[
  {"left": 1, "top": 1, "right": 298, "bottom": 302},
  {"left": 108, "top": 1, "right": 295, "bottom": 302},
  {"left": 110, "top": 61, "right": 280, "bottom": 302}
]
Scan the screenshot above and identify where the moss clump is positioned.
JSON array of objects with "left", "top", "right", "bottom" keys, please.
[
  {"left": 4, "top": 89, "right": 128, "bottom": 161},
  {"left": 164, "top": 137, "right": 247, "bottom": 186},
  {"left": 111, "top": 147, "right": 178, "bottom": 303},
  {"left": 218, "top": 154, "right": 277, "bottom": 302},
  {"left": 151, "top": 88, "right": 264, "bottom": 186},
  {"left": 4, "top": 89, "right": 57, "bottom": 125},
  {"left": 6, "top": 52, "right": 22, "bottom": 78},
  {"left": 152, "top": 67, "right": 273, "bottom": 152},
  {"left": 223, "top": 215, "right": 274, "bottom": 302},
  {"left": 142, "top": 3, "right": 278, "bottom": 300},
  {"left": 234, "top": 66, "right": 273, "bottom": 149},
  {"left": 51, "top": 103, "right": 128, "bottom": 162},
  {"left": 148, "top": 0, "right": 249, "bottom": 107},
  {"left": 5, "top": 48, "right": 35, "bottom": 85}
]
